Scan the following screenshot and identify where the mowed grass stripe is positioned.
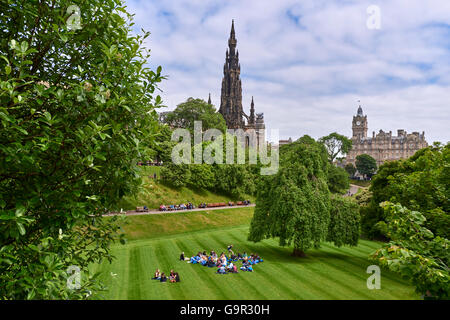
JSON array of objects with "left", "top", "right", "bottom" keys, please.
[
  {"left": 93, "top": 220, "right": 419, "bottom": 299},
  {"left": 319, "top": 242, "right": 415, "bottom": 289},
  {"left": 188, "top": 233, "right": 267, "bottom": 299},
  {"left": 223, "top": 229, "right": 342, "bottom": 299},
  {"left": 173, "top": 237, "right": 227, "bottom": 300},
  {"left": 205, "top": 230, "right": 282, "bottom": 300}
]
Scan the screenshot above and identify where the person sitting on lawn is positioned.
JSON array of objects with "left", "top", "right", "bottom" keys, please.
[
  {"left": 151, "top": 269, "right": 161, "bottom": 280},
  {"left": 217, "top": 264, "right": 227, "bottom": 274},
  {"left": 169, "top": 271, "right": 176, "bottom": 283},
  {"left": 230, "top": 253, "right": 238, "bottom": 261},
  {"left": 180, "top": 252, "right": 185, "bottom": 261},
  {"left": 240, "top": 260, "right": 253, "bottom": 272},
  {"left": 207, "top": 257, "right": 216, "bottom": 268},
  {"left": 175, "top": 272, "right": 180, "bottom": 282},
  {"left": 159, "top": 205, "right": 166, "bottom": 211},
  {"left": 160, "top": 273, "right": 167, "bottom": 282}
]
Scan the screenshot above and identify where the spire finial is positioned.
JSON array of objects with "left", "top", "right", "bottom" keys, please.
[
  {"left": 208, "top": 93, "right": 211, "bottom": 105},
  {"left": 231, "top": 19, "right": 235, "bottom": 38}
]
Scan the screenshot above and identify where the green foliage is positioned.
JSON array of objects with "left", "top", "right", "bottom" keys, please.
[
  {"left": 344, "top": 163, "right": 356, "bottom": 176},
  {"left": 248, "top": 136, "right": 332, "bottom": 254},
  {"left": 370, "top": 202, "right": 449, "bottom": 299},
  {"left": 364, "top": 143, "right": 449, "bottom": 239},
  {"left": 327, "top": 165, "right": 349, "bottom": 194},
  {"left": 355, "top": 154, "right": 377, "bottom": 178},
  {"left": 0, "top": 0, "right": 162, "bottom": 299},
  {"left": 145, "top": 124, "right": 174, "bottom": 164},
  {"left": 327, "top": 196, "right": 360, "bottom": 247},
  {"left": 319, "top": 132, "right": 352, "bottom": 162},
  {"left": 164, "top": 97, "right": 227, "bottom": 134}
]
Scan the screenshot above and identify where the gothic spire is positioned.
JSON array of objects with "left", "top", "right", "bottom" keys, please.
[
  {"left": 208, "top": 93, "right": 211, "bottom": 105},
  {"left": 249, "top": 96, "right": 255, "bottom": 125}
]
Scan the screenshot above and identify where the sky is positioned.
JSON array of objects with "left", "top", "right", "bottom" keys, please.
[{"left": 125, "top": 0, "right": 450, "bottom": 144}]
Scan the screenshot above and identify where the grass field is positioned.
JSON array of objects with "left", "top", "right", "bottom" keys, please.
[
  {"left": 114, "top": 166, "right": 254, "bottom": 211},
  {"left": 92, "top": 208, "right": 419, "bottom": 300}
]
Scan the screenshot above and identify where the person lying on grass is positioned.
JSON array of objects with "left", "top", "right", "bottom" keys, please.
[
  {"left": 151, "top": 269, "right": 161, "bottom": 280},
  {"left": 160, "top": 273, "right": 167, "bottom": 282}
]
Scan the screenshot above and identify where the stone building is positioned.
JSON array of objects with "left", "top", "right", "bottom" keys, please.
[
  {"left": 346, "top": 104, "right": 428, "bottom": 166},
  {"left": 216, "top": 20, "right": 265, "bottom": 147}
]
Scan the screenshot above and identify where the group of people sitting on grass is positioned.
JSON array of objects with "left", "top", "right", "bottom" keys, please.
[
  {"left": 180, "top": 245, "right": 263, "bottom": 274},
  {"left": 159, "top": 202, "right": 194, "bottom": 211},
  {"left": 160, "top": 200, "right": 252, "bottom": 211},
  {"left": 151, "top": 269, "right": 180, "bottom": 283}
]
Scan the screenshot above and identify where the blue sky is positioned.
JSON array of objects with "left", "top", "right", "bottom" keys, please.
[{"left": 126, "top": 0, "right": 450, "bottom": 143}]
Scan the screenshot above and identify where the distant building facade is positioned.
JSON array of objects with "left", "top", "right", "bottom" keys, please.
[
  {"left": 346, "top": 105, "right": 428, "bottom": 166},
  {"left": 278, "top": 137, "right": 292, "bottom": 146}
]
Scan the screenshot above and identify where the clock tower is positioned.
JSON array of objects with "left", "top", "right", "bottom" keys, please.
[{"left": 352, "top": 104, "right": 368, "bottom": 139}]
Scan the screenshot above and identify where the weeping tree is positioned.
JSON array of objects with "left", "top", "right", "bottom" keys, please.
[
  {"left": 327, "top": 196, "right": 360, "bottom": 247},
  {"left": 248, "top": 136, "right": 331, "bottom": 257},
  {"left": 248, "top": 136, "right": 360, "bottom": 256}
]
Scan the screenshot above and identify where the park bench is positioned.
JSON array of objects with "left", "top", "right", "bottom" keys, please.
[{"left": 207, "top": 202, "right": 226, "bottom": 208}]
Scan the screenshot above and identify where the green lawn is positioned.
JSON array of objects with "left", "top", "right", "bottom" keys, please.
[{"left": 92, "top": 209, "right": 419, "bottom": 300}]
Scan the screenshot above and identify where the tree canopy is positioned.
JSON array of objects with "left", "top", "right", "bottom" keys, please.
[
  {"left": 355, "top": 154, "right": 377, "bottom": 178},
  {"left": 164, "top": 97, "right": 227, "bottom": 135},
  {"left": 370, "top": 202, "right": 449, "bottom": 299},
  {"left": 363, "top": 143, "right": 449, "bottom": 239},
  {"left": 0, "top": 0, "right": 163, "bottom": 299},
  {"left": 319, "top": 132, "right": 352, "bottom": 162},
  {"left": 248, "top": 136, "right": 360, "bottom": 256}
]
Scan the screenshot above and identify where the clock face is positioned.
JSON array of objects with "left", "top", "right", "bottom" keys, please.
[{"left": 356, "top": 121, "right": 361, "bottom": 125}]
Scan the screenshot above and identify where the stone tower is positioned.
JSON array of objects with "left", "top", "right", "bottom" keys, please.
[
  {"left": 219, "top": 20, "right": 245, "bottom": 129},
  {"left": 352, "top": 104, "right": 368, "bottom": 139}
]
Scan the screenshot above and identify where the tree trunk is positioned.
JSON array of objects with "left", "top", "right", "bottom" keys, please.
[{"left": 292, "top": 248, "right": 306, "bottom": 257}]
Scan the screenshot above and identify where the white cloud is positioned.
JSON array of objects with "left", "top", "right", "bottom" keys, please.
[{"left": 127, "top": 0, "right": 450, "bottom": 144}]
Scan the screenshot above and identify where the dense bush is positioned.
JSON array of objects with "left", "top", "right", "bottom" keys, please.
[
  {"left": 327, "top": 165, "right": 350, "bottom": 194},
  {"left": 363, "top": 143, "right": 449, "bottom": 239}
]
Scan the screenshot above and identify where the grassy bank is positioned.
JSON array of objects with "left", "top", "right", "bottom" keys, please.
[
  {"left": 115, "top": 166, "right": 254, "bottom": 211},
  {"left": 121, "top": 207, "right": 254, "bottom": 241}
]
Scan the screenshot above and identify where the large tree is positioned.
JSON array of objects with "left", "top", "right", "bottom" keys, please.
[
  {"left": 164, "top": 97, "right": 227, "bottom": 135},
  {"left": 344, "top": 163, "right": 356, "bottom": 177},
  {"left": 319, "top": 132, "right": 352, "bottom": 162},
  {"left": 363, "top": 143, "right": 449, "bottom": 239},
  {"left": 370, "top": 202, "right": 449, "bottom": 299},
  {"left": 0, "top": 0, "right": 163, "bottom": 299},
  {"left": 248, "top": 136, "right": 359, "bottom": 256},
  {"left": 355, "top": 154, "right": 377, "bottom": 179}
]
